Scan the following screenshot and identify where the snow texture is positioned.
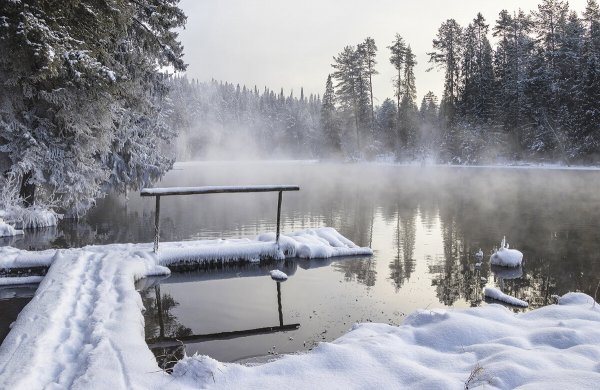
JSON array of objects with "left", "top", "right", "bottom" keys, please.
[
  {"left": 0, "top": 228, "right": 373, "bottom": 270},
  {"left": 0, "top": 218, "right": 23, "bottom": 237},
  {"left": 19, "top": 207, "right": 59, "bottom": 229},
  {"left": 490, "top": 236, "right": 523, "bottom": 267},
  {"left": 484, "top": 287, "right": 529, "bottom": 307},
  {"left": 0, "top": 237, "right": 599, "bottom": 388},
  {"left": 269, "top": 270, "right": 288, "bottom": 281},
  {"left": 171, "top": 293, "right": 600, "bottom": 389},
  {"left": 0, "top": 276, "right": 44, "bottom": 286},
  {"left": 141, "top": 184, "right": 299, "bottom": 196}
]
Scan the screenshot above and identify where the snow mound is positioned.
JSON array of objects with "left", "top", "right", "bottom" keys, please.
[
  {"left": 19, "top": 207, "right": 60, "bottom": 229},
  {"left": 258, "top": 227, "right": 373, "bottom": 259},
  {"left": 484, "top": 287, "right": 528, "bottom": 307},
  {"left": 172, "top": 293, "right": 600, "bottom": 389},
  {"left": 269, "top": 270, "right": 288, "bottom": 281},
  {"left": 490, "top": 236, "right": 523, "bottom": 267},
  {"left": 0, "top": 218, "right": 23, "bottom": 238}
]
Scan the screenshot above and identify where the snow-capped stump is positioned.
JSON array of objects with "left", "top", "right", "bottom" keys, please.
[
  {"left": 490, "top": 236, "right": 523, "bottom": 267},
  {"left": 475, "top": 248, "right": 484, "bottom": 259},
  {"left": 270, "top": 270, "right": 288, "bottom": 281},
  {"left": 484, "top": 287, "right": 528, "bottom": 307}
]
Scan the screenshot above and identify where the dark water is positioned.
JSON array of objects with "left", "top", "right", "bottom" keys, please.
[{"left": 2, "top": 162, "right": 600, "bottom": 363}]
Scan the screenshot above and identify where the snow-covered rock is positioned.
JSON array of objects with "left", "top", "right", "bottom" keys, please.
[
  {"left": 484, "top": 287, "right": 528, "bottom": 307},
  {"left": 490, "top": 236, "right": 523, "bottom": 267},
  {"left": 269, "top": 270, "right": 288, "bottom": 281},
  {"left": 0, "top": 218, "right": 23, "bottom": 238}
]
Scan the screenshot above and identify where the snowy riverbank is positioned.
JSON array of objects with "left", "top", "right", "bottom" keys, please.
[{"left": 0, "top": 229, "right": 599, "bottom": 389}]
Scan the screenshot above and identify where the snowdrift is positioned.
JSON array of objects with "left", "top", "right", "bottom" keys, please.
[{"left": 1, "top": 229, "right": 599, "bottom": 389}]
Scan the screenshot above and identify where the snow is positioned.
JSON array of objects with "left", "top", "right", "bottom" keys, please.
[
  {"left": 171, "top": 292, "right": 600, "bottom": 389},
  {"left": 269, "top": 270, "right": 288, "bottom": 281},
  {"left": 258, "top": 227, "right": 372, "bottom": 259},
  {"left": 0, "top": 276, "right": 44, "bottom": 286},
  {"left": 0, "top": 232, "right": 599, "bottom": 388},
  {"left": 0, "top": 228, "right": 373, "bottom": 270},
  {"left": 490, "top": 237, "right": 523, "bottom": 267},
  {"left": 484, "top": 287, "right": 529, "bottom": 307},
  {"left": 140, "top": 184, "right": 300, "bottom": 196},
  {"left": 0, "top": 206, "right": 60, "bottom": 230},
  {"left": 0, "top": 218, "right": 23, "bottom": 237}
]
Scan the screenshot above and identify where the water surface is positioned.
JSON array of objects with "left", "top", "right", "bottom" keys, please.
[{"left": 2, "top": 162, "right": 600, "bottom": 363}]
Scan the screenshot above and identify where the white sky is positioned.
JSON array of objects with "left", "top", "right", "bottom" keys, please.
[{"left": 178, "top": 0, "right": 588, "bottom": 104}]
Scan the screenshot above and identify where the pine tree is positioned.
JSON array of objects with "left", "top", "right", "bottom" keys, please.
[
  {"left": 429, "top": 19, "right": 464, "bottom": 158},
  {"left": 320, "top": 75, "right": 341, "bottom": 155},
  {"left": 429, "top": 19, "right": 463, "bottom": 127},
  {"left": 581, "top": 0, "right": 600, "bottom": 154},
  {"left": 388, "top": 34, "right": 407, "bottom": 114},
  {"left": 398, "top": 46, "right": 418, "bottom": 157},
  {"left": 0, "top": 0, "right": 186, "bottom": 215},
  {"left": 358, "top": 38, "right": 378, "bottom": 130}
]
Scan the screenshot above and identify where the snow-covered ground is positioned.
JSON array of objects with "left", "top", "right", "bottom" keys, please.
[
  {"left": 0, "top": 218, "right": 23, "bottom": 238},
  {"left": 1, "top": 228, "right": 599, "bottom": 389}
]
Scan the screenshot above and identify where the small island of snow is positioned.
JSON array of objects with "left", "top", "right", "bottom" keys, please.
[
  {"left": 490, "top": 236, "right": 523, "bottom": 267},
  {"left": 484, "top": 287, "right": 528, "bottom": 307}
]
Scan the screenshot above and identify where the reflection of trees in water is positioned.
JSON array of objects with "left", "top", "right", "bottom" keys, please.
[
  {"left": 426, "top": 169, "right": 600, "bottom": 307},
  {"left": 389, "top": 202, "right": 417, "bottom": 291},
  {"left": 140, "top": 286, "right": 192, "bottom": 371},
  {"left": 333, "top": 258, "right": 377, "bottom": 287},
  {"left": 429, "top": 209, "right": 479, "bottom": 306}
]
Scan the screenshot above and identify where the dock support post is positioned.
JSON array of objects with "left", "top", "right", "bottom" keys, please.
[
  {"left": 154, "top": 195, "right": 161, "bottom": 253},
  {"left": 276, "top": 191, "right": 282, "bottom": 246}
]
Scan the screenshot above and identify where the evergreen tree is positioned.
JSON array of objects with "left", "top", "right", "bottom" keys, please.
[
  {"left": 375, "top": 98, "right": 398, "bottom": 153},
  {"left": 398, "top": 46, "right": 419, "bottom": 157},
  {"left": 320, "top": 75, "right": 341, "bottom": 155},
  {"left": 428, "top": 19, "right": 464, "bottom": 157},
  {"left": 0, "top": 0, "right": 186, "bottom": 215},
  {"left": 358, "top": 37, "right": 378, "bottom": 129},
  {"left": 428, "top": 19, "right": 463, "bottom": 127},
  {"left": 388, "top": 34, "right": 407, "bottom": 114}
]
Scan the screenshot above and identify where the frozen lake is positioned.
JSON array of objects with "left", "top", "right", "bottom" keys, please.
[{"left": 2, "top": 161, "right": 600, "bottom": 364}]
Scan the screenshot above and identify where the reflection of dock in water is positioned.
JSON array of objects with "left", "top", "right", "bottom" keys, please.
[{"left": 146, "top": 280, "right": 299, "bottom": 348}]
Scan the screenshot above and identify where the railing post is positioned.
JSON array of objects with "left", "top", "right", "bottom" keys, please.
[
  {"left": 276, "top": 191, "right": 282, "bottom": 246},
  {"left": 154, "top": 195, "right": 161, "bottom": 253}
]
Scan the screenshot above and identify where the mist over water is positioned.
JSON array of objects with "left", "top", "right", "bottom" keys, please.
[{"left": 3, "top": 161, "right": 600, "bottom": 362}]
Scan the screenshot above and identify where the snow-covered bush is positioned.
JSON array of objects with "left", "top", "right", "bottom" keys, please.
[{"left": 0, "top": 175, "right": 61, "bottom": 229}]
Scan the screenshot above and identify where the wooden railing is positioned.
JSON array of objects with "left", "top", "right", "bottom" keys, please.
[{"left": 140, "top": 185, "right": 300, "bottom": 253}]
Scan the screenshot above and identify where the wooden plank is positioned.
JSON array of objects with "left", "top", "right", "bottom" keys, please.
[{"left": 140, "top": 185, "right": 300, "bottom": 197}]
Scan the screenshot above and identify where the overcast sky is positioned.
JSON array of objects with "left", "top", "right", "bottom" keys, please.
[{"left": 178, "top": 0, "right": 588, "bottom": 104}]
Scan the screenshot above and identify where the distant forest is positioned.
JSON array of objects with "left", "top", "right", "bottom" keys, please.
[{"left": 172, "top": 0, "right": 600, "bottom": 164}]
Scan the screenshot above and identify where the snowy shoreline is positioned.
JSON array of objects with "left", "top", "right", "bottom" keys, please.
[{"left": 0, "top": 228, "right": 599, "bottom": 389}]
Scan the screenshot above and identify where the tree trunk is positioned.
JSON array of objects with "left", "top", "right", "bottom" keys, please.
[{"left": 19, "top": 171, "right": 36, "bottom": 207}]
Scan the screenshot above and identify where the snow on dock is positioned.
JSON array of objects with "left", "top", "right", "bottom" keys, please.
[{"left": 1, "top": 229, "right": 599, "bottom": 389}]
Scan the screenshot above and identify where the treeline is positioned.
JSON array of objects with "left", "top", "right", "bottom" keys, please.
[
  {"left": 324, "top": 0, "right": 600, "bottom": 163},
  {"left": 168, "top": 78, "right": 322, "bottom": 159}
]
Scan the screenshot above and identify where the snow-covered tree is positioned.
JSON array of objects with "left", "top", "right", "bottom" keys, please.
[{"left": 0, "top": 0, "right": 186, "bottom": 215}]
